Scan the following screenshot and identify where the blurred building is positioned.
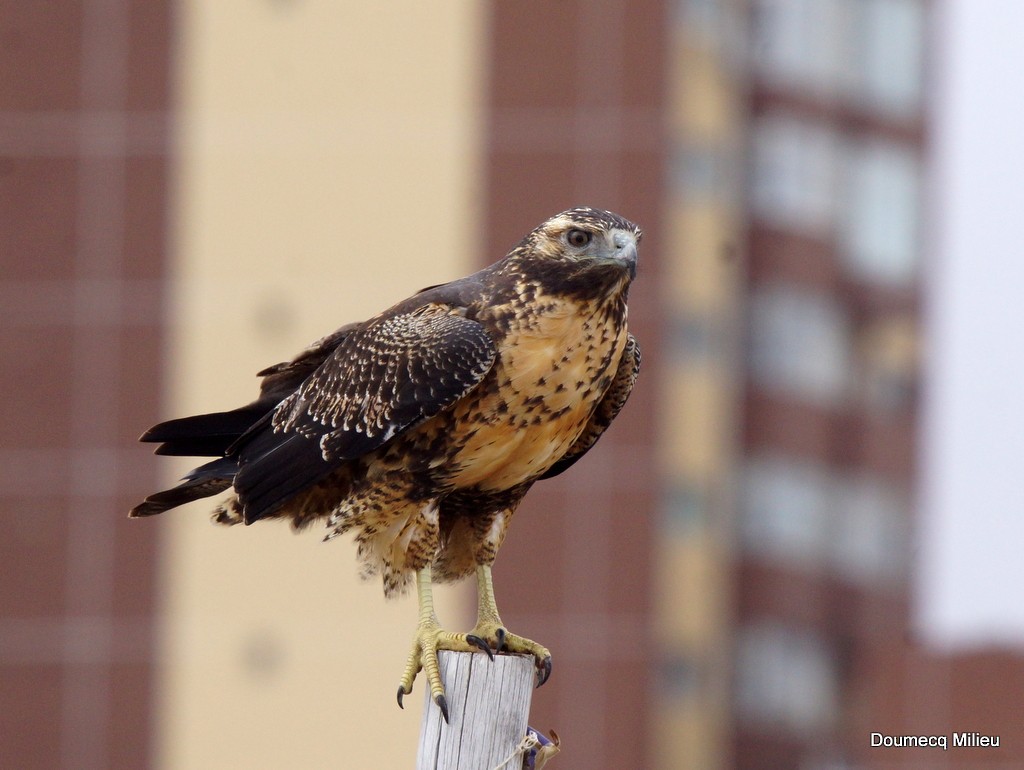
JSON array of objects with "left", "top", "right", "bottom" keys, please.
[
  {"left": 5, "top": 2, "right": 1024, "bottom": 770},
  {"left": 0, "top": 3, "right": 173, "bottom": 767},
  {"left": 733, "top": 0, "right": 925, "bottom": 766},
  {"left": 3, "top": 2, "right": 486, "bottom": 768},
  {"left": 859, "top": 646, "right": 1024, "bottom": 769},
  {"left": 679, "top": 2, "right": 1023, "bottom": 769}
]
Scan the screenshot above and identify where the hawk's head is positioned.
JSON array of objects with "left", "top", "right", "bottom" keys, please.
[{"left": 524, "top": 207, "right": 642, "bottom": 280}]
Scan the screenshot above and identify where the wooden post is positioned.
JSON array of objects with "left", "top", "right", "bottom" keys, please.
[{"left": 416, "top": 651, "right": 534, "bottom": 770}]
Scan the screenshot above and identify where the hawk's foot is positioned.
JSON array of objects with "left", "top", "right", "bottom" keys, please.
[
  {"left": 466, "top": 620, "right": 552, "bottom": 688},
  {"left": 470, "top": 565, "right": 552, "bottom": 687},
  {"left": 396, "top": 620, "right": 487, "bottom": 722}
]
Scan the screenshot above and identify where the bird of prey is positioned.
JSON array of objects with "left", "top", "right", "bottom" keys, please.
[{"left": 131, "top": 207, "right": 641, "bottom": 720}]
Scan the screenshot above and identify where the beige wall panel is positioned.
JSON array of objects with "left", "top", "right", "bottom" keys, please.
[
  {"left": 160, "top": 2, "right": 482, "bottom": 767},
  {"left": 662, "top": 365, "right": 731, "bottom": 477},
  {"left": 654, "top": 538, "right": 729, "bottom": 645},
  {"left": 670, "top": 47, "right": 738, "bottom": 138},
  {"left": 654, "top": 709, "right": 722, "bottom": 770},
  {"left": 664, "top": 206, "right": 737, "bottom": 310}
]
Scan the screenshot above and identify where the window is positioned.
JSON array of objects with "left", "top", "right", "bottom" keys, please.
[
  {"left": 677, "top": 0, "right": 745, "bottom": 57},
  {"left": 750, "top": 124, "right": 923, "bottom": 289},
  {"left": 750, "top": 114, "right": 843, "bottom": 235},
  {"left": 668, "top": 311, "right": 718, "bottom": 363},
  {"left": 854, "top": 316, "right": 918, "bottom": 412},
  {"left": 750, "top": 0, "right": 924, "bottom": 118},
  {"left": 830, "top": 475, "right": 909, "bottom": 586},
  {"left": 750, "top": 0, "right": 853, "bottom": 97},
  {"left": 741, "top": 453, "right": 911, "bottom": 587},
  {"left": 748, "top": 284, "right": 851, "bottom": 407},
  {"left": 736, "top": 623, "right": 839, "bottom": 731},
  {"left": 853, "top": 0, "right": 925, "bottom": 117},
  {"left": 673, "top": 144, "right": 727, "bottom": 202},
  {"left": 741, "top": 453, "right": 831, "bottom": 568},
  {"left": 663, "top": 481, "right": 707, "bottom": 535},
  {"left": 677, "top": 0, "right": 724, "bottom": 38},
  {"left": 839, "top": 140, "right": 921, "bottom": 287},
  {"left": 660, "top": 653, "right": 703, "bottom": 699}
]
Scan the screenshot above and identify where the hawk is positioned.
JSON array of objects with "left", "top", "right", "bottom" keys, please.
[{"left": 131, "top": 207, "right": 641, "bottom": 720}]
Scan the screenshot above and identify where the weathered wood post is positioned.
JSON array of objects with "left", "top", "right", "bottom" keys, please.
[{"left": 416, "top": 651, "right": 535, "bottom": 770}]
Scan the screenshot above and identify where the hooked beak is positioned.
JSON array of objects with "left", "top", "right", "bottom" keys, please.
[{"left": 612, "top": 230, "right": 639, "bottom": 279}]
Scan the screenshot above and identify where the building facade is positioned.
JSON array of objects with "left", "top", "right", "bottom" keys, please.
[
  {"left": 735, "top": 1, "right": 927, "bottom": 767},
  {"left": 10, "top": 2, "right": 1024, "bottom": 770},
  {"left": 0, "top": 3, "right": 173, "bottom": 767}
]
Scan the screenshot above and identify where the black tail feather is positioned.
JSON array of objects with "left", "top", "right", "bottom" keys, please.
[
  {"left": 132, "top": 335, "right": 352, "bottom": 519},
  {"left": 233, "top": 429, "right": 333, "bottom": 525},
  {"left": 129, "top": 457, "right": 237, "bottom": 517},
  {"left": 140, "top": 405, "right": 269, "bottom": 457},
  {"left": 154, "top": 436, "right": 240, "bottom": 457}
]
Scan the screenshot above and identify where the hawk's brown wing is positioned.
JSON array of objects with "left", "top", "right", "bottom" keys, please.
[
  {"left": 141, "top": 324, "right": 358, "bottom": 458},
  {"left": 232, "top": 303, "right": 496, "bottom": 523},
  {"left": 540, "top": 333, "right": 640, "bottom": 480}
]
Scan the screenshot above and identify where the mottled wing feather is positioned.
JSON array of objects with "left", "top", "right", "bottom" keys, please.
[
  {"left": 273, "top": 304, "right": 496, "bottom": 455},
  {"left": 232, "top": 303, "right": 496, "bottom": 522},
  {"left": 540, "top": 333, "right": 640, "bottom": 480},
  {"left": 141, "top": 324, "right": 358, "bottom": 458}
]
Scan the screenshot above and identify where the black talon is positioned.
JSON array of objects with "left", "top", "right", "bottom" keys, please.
[
  {"left": 536, "top": 656, "right": 553, "bottom": 688},
  {"left": 397, "top": 685, "right": 406, "bottom": 709},
  {"left": 495, "top": 627, "right": 508, "bottom": 653},
  {"left": 466, "top": 634, "right": 495, "bottom": 661},
  {"left": 435, "top": 693, "right": 450, "bottom": 724}
]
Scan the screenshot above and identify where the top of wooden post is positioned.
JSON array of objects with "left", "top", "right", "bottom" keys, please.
[{"left": 416, "top": 651, "right": 535, "bottom": 770}]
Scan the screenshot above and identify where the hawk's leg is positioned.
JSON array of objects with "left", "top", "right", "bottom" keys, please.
[
  {"left": 466, "top": 564, "right": 552, "bottom": 688},
  {"left": 396, "top": 565, "right": 483, "bottom": 722},
  {"left": 396, "top": 565, "right": 553, "bottom": 721}
]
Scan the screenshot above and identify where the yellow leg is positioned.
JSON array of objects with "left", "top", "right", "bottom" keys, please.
[
  {"left": 396, "top": 566, "right": 481, "bottom": 722},
  {"left": 466, "top": 564, "right": 552, "bottom": 687},
  {"left": 396, "top": 565, "right": 553, "bottom": 722}
]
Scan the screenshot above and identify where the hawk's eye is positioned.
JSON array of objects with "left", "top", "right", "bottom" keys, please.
[{"left": 566, "top": 229, "right": 592, "bottom": 248}]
